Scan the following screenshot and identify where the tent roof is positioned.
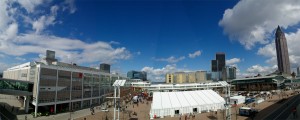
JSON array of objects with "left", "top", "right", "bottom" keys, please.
[{"left": 151, "top": 90, "right": 225, "bottom": 111}]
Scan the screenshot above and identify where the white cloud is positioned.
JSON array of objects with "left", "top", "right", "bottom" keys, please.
[
  {"left": 0, "top": 34, "right": 131, "bottom": 64},
  {"left": 246, "top": 64, "right": 277, "bottom": 75},
  {"left": 258, "top": 28, "right": 300, "bottom": 68},
  {"left": 142, "top": 64, "right": 178, "bottom": 81},
  {"left": 15, "top": 57, "right": 26, "bottom": 61},
  {"left": 32, "top": 5, "right": 58, "bottom": 34},
  {"left": 17, "top": 0, "right": 44, "bottom": 13},
  {"left": 155, "top": 56, "right": 185, "bottom": 63},
  {"left": 0, "top": 62, "right": 12, "bottom": 72},
  {"left": 219, "top": 0, "right": 300, "bottom": 49},
  {"left": 136, "top": 51, "right": 141, "bottom": 55},
  {"left": 257, "top": 42, "right": 276, "bottom": 58},
  {"left": 0, "top": 1, "right": 132, "bottom": 65},
  {"left": 63, "top": 0, "right": 76, "bottom": 14},
  {"left": 0, "top": 54, "right": 5, "bottom": 58},
  {"left": 188, "top": 50, "right": 201, "bottom": 58},
  {"left": 0, "top": 0, "right": 11, "bottom": 30},
  {"left": 226, "top": 58, "right": 241, "bottom": 66},
  {"left": 109, "top": 41, "right": 120, "bottom": 45}
]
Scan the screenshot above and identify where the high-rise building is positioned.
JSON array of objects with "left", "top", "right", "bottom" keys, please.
[
  {"left": 206, "top": 72, "right": 212, "bottom": 80},
  {"left": 297, "top": 67, "right": 300, "bottom": 77},
  {"left": 211, "top": 60, "right": 218, "bottom": 72},
  {"left": 275, "top": 26, "right": 291, "bottom": 75},
  {"left": 127, "top": 70, "right": 147, "bottom": 81},
  {"left": 227, "top": 66, "right": 236, "bottom": 80},
  {"left": 211, "top": 52, "right": 226, "bottom": 80},
  {"left": 216, "top": 53, "right": 225, "bottom": 71},
  {"left": 100, "top": 63, "right": 110, "bottom": 73}
]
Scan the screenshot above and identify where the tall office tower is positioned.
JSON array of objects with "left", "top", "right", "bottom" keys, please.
[
  {"left": 100, "top": 63, "right": 110, "bottom": 73},
  {"left": 226, "top": 66, "right": 236, "bottom": 80},
  {"left": 211, "top": 52, "right": 226, "bottom": 80},
  {"left": 211, "top": 60, "right": 218, "bottom": 72},
  {"left": 275, "top": 26, "right": 291, "bottom": 75},
  {"left": 216, "top": 52, "right": 225, "bottom": 71},
  {"left": 297, "top": 67, "right": 300, "bottom": 77}
]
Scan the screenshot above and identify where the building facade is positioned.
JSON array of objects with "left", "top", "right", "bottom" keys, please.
[
  {"left": 174, "top": 72, "right": 187, "bottom": 83},
  {"left": 165, "top": 71, "right": 207, "bottom": 84},
  {"left": 211, "top": 60, "right": 218, "bottom": 72},
  {"left": 195, "top": 71, "right": 207, "bottom": 82},
  {"left": 231, "top": 75, "right": 286, "bottom": 91},
  {"left": 216, "top": 53, "right": 225, "bottom": 71},
  {"left": 211, "top": 52, "right": 226, "bottom": 81},
  {"left": 275, "top": 26, "right": 291, "bottom": 75},
  {"left": 227, "top": 66, "right": 237, "bottom": 80},
  {"left": 297, "top": 67, "right": 300, "bottom": 77},
  {"left": 165, "top": 73, "right": 174, "bottom": 83},
  {"left": 3, "top": 51, "right": 127, "bottom": 117},
  {"left": 100, "top": 63, "right": 110, "bottom": 73},
  {"left": 127, "top": 70, "right": 147, "bottom": 81},
  {"left": 187, "top": 72, "right": 196, "bottom": 83}
]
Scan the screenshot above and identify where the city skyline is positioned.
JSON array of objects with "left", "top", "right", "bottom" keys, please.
[{"left": 1, "top": 0, "right": 300, "bottom": 81}]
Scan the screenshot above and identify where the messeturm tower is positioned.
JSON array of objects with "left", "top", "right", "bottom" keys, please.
[{"left": 275, "top": 26, "right": 291, "bottom": 75}]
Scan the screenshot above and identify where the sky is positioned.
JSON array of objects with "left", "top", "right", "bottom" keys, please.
[{"left": 1, "top": 0, "right": 300, "bottom": 82}]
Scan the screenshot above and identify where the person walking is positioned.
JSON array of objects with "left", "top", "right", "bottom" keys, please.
[{"left": 292, "top": 107, "right": 297, "bottom": 118}]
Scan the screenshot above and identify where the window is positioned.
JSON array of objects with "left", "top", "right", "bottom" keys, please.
[
  {"left": 193, "top": 108, "right": 197, "bottom": 113},
  {"left": 175, "top": 110, "right": 179, "bottom": 115},
  {"left": 21, "top": 73, "right": 27, "bottom": 77}
]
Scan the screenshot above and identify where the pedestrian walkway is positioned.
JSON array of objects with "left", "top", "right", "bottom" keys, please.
[
  {"left": 286, "top": 103, "right": 300, "bottom": 120},
  {"left": 17, "top": 107, "right": 100, "bottom": 120}
]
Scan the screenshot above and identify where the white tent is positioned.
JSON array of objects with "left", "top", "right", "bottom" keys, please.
[
  {"left": 230, "top": 96, "right": 245, "bottom": 105},
  {"left": 150, "top": 90, "right": 225, "bottom": 119}
]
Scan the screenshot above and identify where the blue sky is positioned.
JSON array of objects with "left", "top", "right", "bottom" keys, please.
[{"left": 1, "top": 0, "right": 300, "bottom": 81}]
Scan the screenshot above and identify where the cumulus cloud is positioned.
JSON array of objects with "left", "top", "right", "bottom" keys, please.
[
  {"left": 0, "top": 34, "right": 131, "bottom": 64},
  {"left": 219, "top": 0, "right": 300, "bottom": 49},
  {"left": 246, "top": 64, "right": 277, "bottom": 75},
  {"left": 17, "top": 0, "right": 43, "bottom": 13},
  {"left": 155, "top": 56, "right": 185, "bottom": 63},
  {"left": 226, "top": 58, "right": 241, "bottom": 66},
  {"left": 63, "top": 0, "right": 77, "bottom": 14},
  {"left": 0, "top": 0, "right": 132, "bottom": 66},
  {"left": 188, "top": 50, "right": 201, "bottom": 58},
  {"left": 0, "top": 62, "right": 13, "bottom": 72},
  {"left": 142, "top": 64, "right": 178, "bottom": 81},
  {"left": 258, "top": 28, "right": 300, "bottom": 68},
  {"left": 32, "top": 5, "right": 59, "bottom": 34}
]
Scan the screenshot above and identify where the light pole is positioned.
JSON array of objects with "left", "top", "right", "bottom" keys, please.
[{"left": 225, "top": 78, "right": 231, "bottom": 120}]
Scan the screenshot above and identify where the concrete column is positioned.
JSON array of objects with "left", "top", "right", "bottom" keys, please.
[
  {"left": 54, "top": 69, "right": 58, "bottom": 114},
  {"left": 24, "top": 96, "right": 30, "bottom": 113}
]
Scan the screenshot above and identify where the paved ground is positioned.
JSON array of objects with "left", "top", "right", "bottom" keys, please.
[{"left": 1, "top": 90, "right": 299, "bottom": 120}]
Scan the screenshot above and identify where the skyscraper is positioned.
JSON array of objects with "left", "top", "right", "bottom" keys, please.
[
  {"left": 211, "top": 52, "right": 226, "bottom": 81},
  {"left": 275, "top": 26, "right": 291, "bottom": 75},
  {"left": 211, "top": 53, "right": 226, "bottom": 72},
  {"left": 100, "top": 63, "right": 110, "bottom": 73},
  {"left": 216, "top": 52, "right": 225, "bottom": 71},
  {"left": 211, "top": 60, "right": 218, "bottom": 72},
  {"left": 297, "top": 67, "right": 300, "bottom": 77}
]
